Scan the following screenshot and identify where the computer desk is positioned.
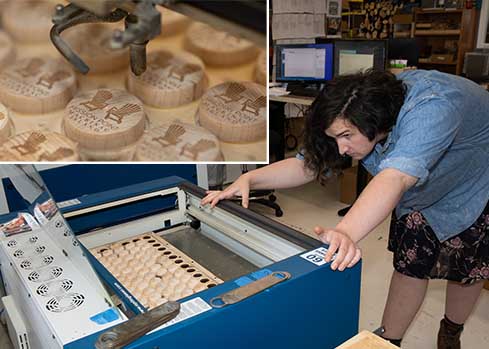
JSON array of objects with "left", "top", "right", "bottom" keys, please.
[
  {"left": 269, "top": 92, "right": 368, "bottom": 216},
  {"left": 269, "top": 94, "right": 315, "bottom": 105}
]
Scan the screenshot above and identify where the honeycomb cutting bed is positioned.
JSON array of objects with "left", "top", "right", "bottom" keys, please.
[{"left": 92, "top": 232, "right": 223, "bottom": 310}]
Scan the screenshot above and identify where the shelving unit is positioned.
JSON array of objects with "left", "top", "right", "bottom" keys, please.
[
  {"left": 341, "top": 0, "right": 365, "bottom": 38},
  {"left": 413, "top": 8, "right": 477, "bottom": 74}
]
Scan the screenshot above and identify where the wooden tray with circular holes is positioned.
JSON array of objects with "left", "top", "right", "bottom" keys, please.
[
  {"left": 0, "top": 4, "right": 266, "bottom": 161},
  {"left": 91, "top": 232, "right": 223, "bottom": 310}
]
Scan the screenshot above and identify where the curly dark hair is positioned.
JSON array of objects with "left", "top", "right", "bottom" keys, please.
[{"left": 303, "top": 69, "right": 406, "bottom": 183}]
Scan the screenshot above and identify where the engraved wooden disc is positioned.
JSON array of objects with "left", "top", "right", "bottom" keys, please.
[
  {"left": 127, "top": 50, "right": 207, "bottom": 108},
  {"left": 0, "top": 57, "right": 77, "bottom": 113},
  {"left": 184, "top": 22, "right": 259, "bottom": 66},
  {"left": 254, "top": 50, "right": 267, "bottom": 86},
  {"left": 0, "top": 131, "right": 79, "bottom": 161},
  {"left": 135, "top": 120, "right": 223, "bottom": 161},
  {"left": 0, "top": 102, "right": 12, "bottom": 142},
  {"left": 0, "top": 31, "right": 16, "bottom": 70},
  {"left": 1, "top": 1, "right": 54, "bottom": 43},
  {"left": 157, "top": 7, "right": 191, "bottom": 37},
  {"left": 64, "top": 89, "right": 146, "bottom": 151},
  {"left": 195, "top": 81, "right": 266, "bottom": 143},
  {"left": 62, "top": 23, "right": 130, "bottom": 74}
]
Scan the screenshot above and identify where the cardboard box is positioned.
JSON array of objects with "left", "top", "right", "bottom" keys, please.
[{"left": 339, "top": 166, "right": 358, "bottom": 205}]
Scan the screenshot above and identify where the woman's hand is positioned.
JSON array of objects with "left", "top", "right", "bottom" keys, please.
[
  {"left": 314, "top": 226, "right": 362, "bottom": 271},
  {"left": 201, "top": 174, "right": 252, "bottom": 208}
]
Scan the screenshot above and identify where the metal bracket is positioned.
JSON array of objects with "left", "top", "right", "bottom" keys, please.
[
  {"left": 210, "top": 271, "right": 291, "bottom": 308},
  {"left": 50, "top": 1, "right": 163, "bottom": 75},
  {"left": 95, "top": 301, "right": 180, "bottom": 349}
]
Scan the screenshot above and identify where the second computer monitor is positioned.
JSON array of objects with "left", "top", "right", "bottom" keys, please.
[
  {"left": 333, "top": 40, "right": 387, "bottom": 76},
  {"left": 275, "top": 43, "right": 334, "bottom": 83}
]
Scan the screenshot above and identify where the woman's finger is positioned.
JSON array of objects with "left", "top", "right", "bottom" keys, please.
[
  {"left": 331, "top": 237, "right": 348, "bottom": 270},
  {"left": 347, "top": 248, "right": 362, "bottom": 268},
  {"left": 338, "top": 245, "right": 356, "bottom": 271},
  {"left": 201, "top": 191, "right": 220, "bottom": 206},
  {"left": 324, "top": 233, "right": 338, "bottom": 263}
]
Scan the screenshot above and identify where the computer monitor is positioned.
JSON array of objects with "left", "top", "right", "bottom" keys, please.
[
  {"left": 333, "top": 40, "right": 387, "bottom": 76},
  {"left": 275, "top": 43, "right": 334, "bottom": 82},
  {"left": 388, "top": 38, "right": 419, "bottom": 67}
]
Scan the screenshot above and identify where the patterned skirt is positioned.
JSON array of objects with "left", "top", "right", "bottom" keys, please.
[{"left": 388, "top": 202, "right": 489, "bottom": 285}]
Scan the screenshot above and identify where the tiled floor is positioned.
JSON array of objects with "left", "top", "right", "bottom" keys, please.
[{"left": 1, "top": 179, "right": 488, "bottom": 348}]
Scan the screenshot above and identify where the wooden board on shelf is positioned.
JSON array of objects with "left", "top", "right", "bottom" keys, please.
[{"left": 415, "top": 29, "right": 460, "bottom": 36}]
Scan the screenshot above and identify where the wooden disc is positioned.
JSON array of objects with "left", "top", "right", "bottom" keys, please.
[
  {"left": 0, "top": 31, "right": 16, "bottom": 70},
  {"left": 157, "top": 6, "right": 191, "bottom": 37},
  {"left": 0, "top": 131, "right": 79, "bottom": 161},
  {"left": 0, "top": 57, "right": 77, "bottom": 113},
  {"left": 64, "top": 89, "right": 146, "bottom": 152},
  {"left": 184, "top": 22, "right": 258, "bottom": 66},
  {"left": 254, "top": 50, "right": 267, "bottom": 86},
  {"left": 62, "top": 23, "right": 130, "bottom": 74},
  {"left": 0, "top": 102, "right": 12, "bottom": 142},
  {"left": 127, "top": 49, "right": 207, "bottom": 108},
  {"left": 76, "top": 143, "right": 140, "bottom": 161},
  {"left": 195, "top": 81, "right": 266, "bottom": 143},
  {"left": 2, "top": 1, "right": 54, "bottom": 43},
  {"left": 135, "top": 120, "right": 223, "bottom": 161}
]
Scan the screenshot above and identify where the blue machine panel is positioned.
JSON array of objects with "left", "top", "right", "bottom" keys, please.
[
  {"left": 66, "top": 252, "right": 361, "bottom": 349},
  {"left": 3, "top": 165, "right": 197, "bottom": 213}
]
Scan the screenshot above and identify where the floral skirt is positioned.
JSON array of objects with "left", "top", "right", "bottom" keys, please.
[{"left": 388, "top": 202, "right": 489, "bottom": 285}]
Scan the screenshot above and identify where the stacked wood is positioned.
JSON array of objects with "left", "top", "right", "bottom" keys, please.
[{"left": 358, "top": 1, "right": 403, "bottom": 39}]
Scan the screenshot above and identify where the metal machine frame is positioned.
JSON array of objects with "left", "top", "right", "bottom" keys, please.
[{"left": 1, "top": 176, "right": 361, "bottom": 349}]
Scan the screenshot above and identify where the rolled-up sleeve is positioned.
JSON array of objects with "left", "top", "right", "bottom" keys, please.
[{"left": 378, "top": 95, "right": 461, "bottom": 186}]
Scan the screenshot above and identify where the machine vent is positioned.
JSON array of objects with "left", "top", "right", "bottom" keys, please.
[
  {"left": 20, "top": 255, "right": 54, "bottom": 270},
  {"left": 72, "top": 239, "right": 79, "bottom": 247},
  {"left": 46, "top": 293, "right": 85, "bottom": 313},
  {"left": 6, "top": 240, "right": 17, "bottom": 248},
  {"left": 18, "top": 333, "right": 29, "bottom": 349},
  {"left": 20, "top": 260, "right": 32, "bottom": 270},
  {"left": 55, "top": 220, "right": 63, "bottom": 228},
  {"left": 63, "top": 229, "right": 69, "bottom": 237},
  {"left": 29, "top": 236, "right": 39, "bottom": 243},
  {"left": 36, "top": 279, "right": 74, "bottom": 297},
  {"left": 14, "top": 245, "right": 46, "bottom": 258},
  {"left": 27, "top": 266, "right": 63, "bottom": 282}
]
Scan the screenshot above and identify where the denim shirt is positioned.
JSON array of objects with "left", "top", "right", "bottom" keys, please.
[{"left": 361, "top": 70, "right": 489, "bottom": 241}]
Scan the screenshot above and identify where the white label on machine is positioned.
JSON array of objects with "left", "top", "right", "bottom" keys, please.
[
  {"left": 56, "top": 198, "right": 81, "bottom": 208},
  {"left": 148, "top": 297, "right": 212, "bottom": 334},
  {"left": 300, "top": 247, "right": 335, "bottom": 266}
]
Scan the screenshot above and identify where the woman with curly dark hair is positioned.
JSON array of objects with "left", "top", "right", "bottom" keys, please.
[{"left": 202, "top": 69, "right": 489, "bottom": 348}]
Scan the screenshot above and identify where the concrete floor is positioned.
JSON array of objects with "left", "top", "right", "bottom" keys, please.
[{"left": 1, "top": 179, "right": 488, "bottom": 348}]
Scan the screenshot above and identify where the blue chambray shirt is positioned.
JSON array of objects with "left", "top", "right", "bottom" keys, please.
[
  {"left": 298, "top": 70, "right": 489, "bottom": 241},
  {"left": 363, "top": 70, "right": 489, "bottom": 241}
]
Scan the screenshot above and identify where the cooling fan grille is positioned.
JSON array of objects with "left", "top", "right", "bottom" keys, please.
[
  {"left": 28, "top": 266, "right": 63, "bottom": 282},
  {"left": 13, "top": 245, "right": 46, "bottom": 258},
  {"left": 6, "top": 240, "right": 17, "bottom": 248},
  {"left": 20, "top": 255, "right": 54, "bottom": 270},
  {"left": 36, "top": 279, "right": 74, "bottom": 297},
  {"left": 46, "top": 293, "right": 85, "bottom": 313}
]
